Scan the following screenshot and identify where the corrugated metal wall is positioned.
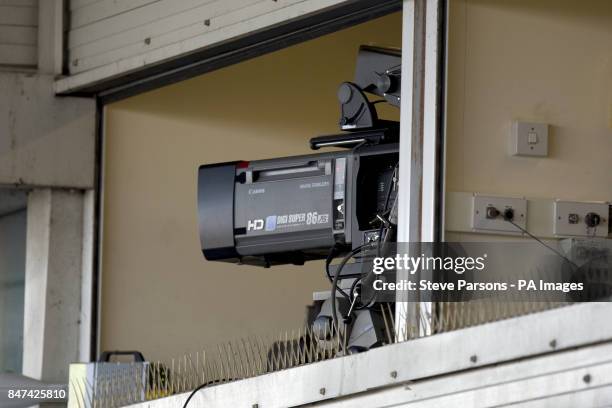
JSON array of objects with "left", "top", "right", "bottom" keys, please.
[
  {"left": 0, "top": 0, "right": 38, "bottom": 68},
  {"left": 66, "top": 0, "right": 347, "bottom": 75}
]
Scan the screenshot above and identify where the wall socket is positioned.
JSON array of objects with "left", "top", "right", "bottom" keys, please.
[
  {"left": 472, "top": 195, "right": 527, "bottom": 234},
  {"left": 553, "top": 201, "right": 609, "bottom": 237}
]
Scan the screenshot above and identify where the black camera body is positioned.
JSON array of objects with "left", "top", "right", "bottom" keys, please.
[{"left": 198, "top": 142, "right": 398, "bottom": 267}]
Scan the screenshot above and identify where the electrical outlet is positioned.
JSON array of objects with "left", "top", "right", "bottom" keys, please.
[
  {"left": 553, "top": 201, "right": 609, "bottom": 237},
  {"left": 472, "top": 195, "right": 527, "bottom": 234}
]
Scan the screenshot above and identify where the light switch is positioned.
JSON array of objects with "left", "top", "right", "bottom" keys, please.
[
  {"left": 510, "top": 121, "right": 548, "bottom": 157},
  {"left": 527, "top": 132, "right": 538, "bottom": 144}
]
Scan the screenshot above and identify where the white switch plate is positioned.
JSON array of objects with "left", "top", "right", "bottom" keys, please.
[
  {"left": 472, "top": 195, "right": 527, "bottom": 234},
  {"left": 553, "top": 200, "right": 609, "bottom": 237},
  {"left": 510, "top": 121, "right": 548, "bottom": 157}
]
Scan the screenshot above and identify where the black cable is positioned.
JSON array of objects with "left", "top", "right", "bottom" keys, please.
[
  {"left": 505, "top": 218, "right": 579, "bottom": 270},
  {"left": 325, "top": 245, "right": 350, "bottom": 299},
  {"left": 325, "top": 245, "right": 338, "bottom": 283},
  {"left": 329, "top": 162, "right": 398, "bottom": 348},
  {"left": 182, "top": 383, "right": 207, "bottom": 408},
  {"left": 348, "top": 277, "right": 374, "bottom": 311},
  {"left": 349, "top": 277, "right": 361, "bottom": 302},
  {"left": 331, "top": 243, "right": 374, "bottom": 351},
  {"left": 339, "top": 163, "right": 399, "bottom": 315}
]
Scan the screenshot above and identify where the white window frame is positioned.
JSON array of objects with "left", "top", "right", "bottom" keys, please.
[{"left": 395, "top": 0, "right": 445, "bottom": 339}]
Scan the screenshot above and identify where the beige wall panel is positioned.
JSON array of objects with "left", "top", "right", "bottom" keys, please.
[
  {"left": 446, "top": 0, "right": 612, "bottom": 202},
  {"left": 101, "top": 13, "right": 401, "bottom": 361}
]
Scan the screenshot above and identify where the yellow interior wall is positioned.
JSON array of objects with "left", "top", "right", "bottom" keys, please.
[
  {"left": 101, "top": 0, "right": 612, "bottom": 361},
  {"left": 446, "top": 0, "right": 612, "bottom": 201},
  {"left": 101, "top": 13, "right": 401, "bottom": 361}
]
